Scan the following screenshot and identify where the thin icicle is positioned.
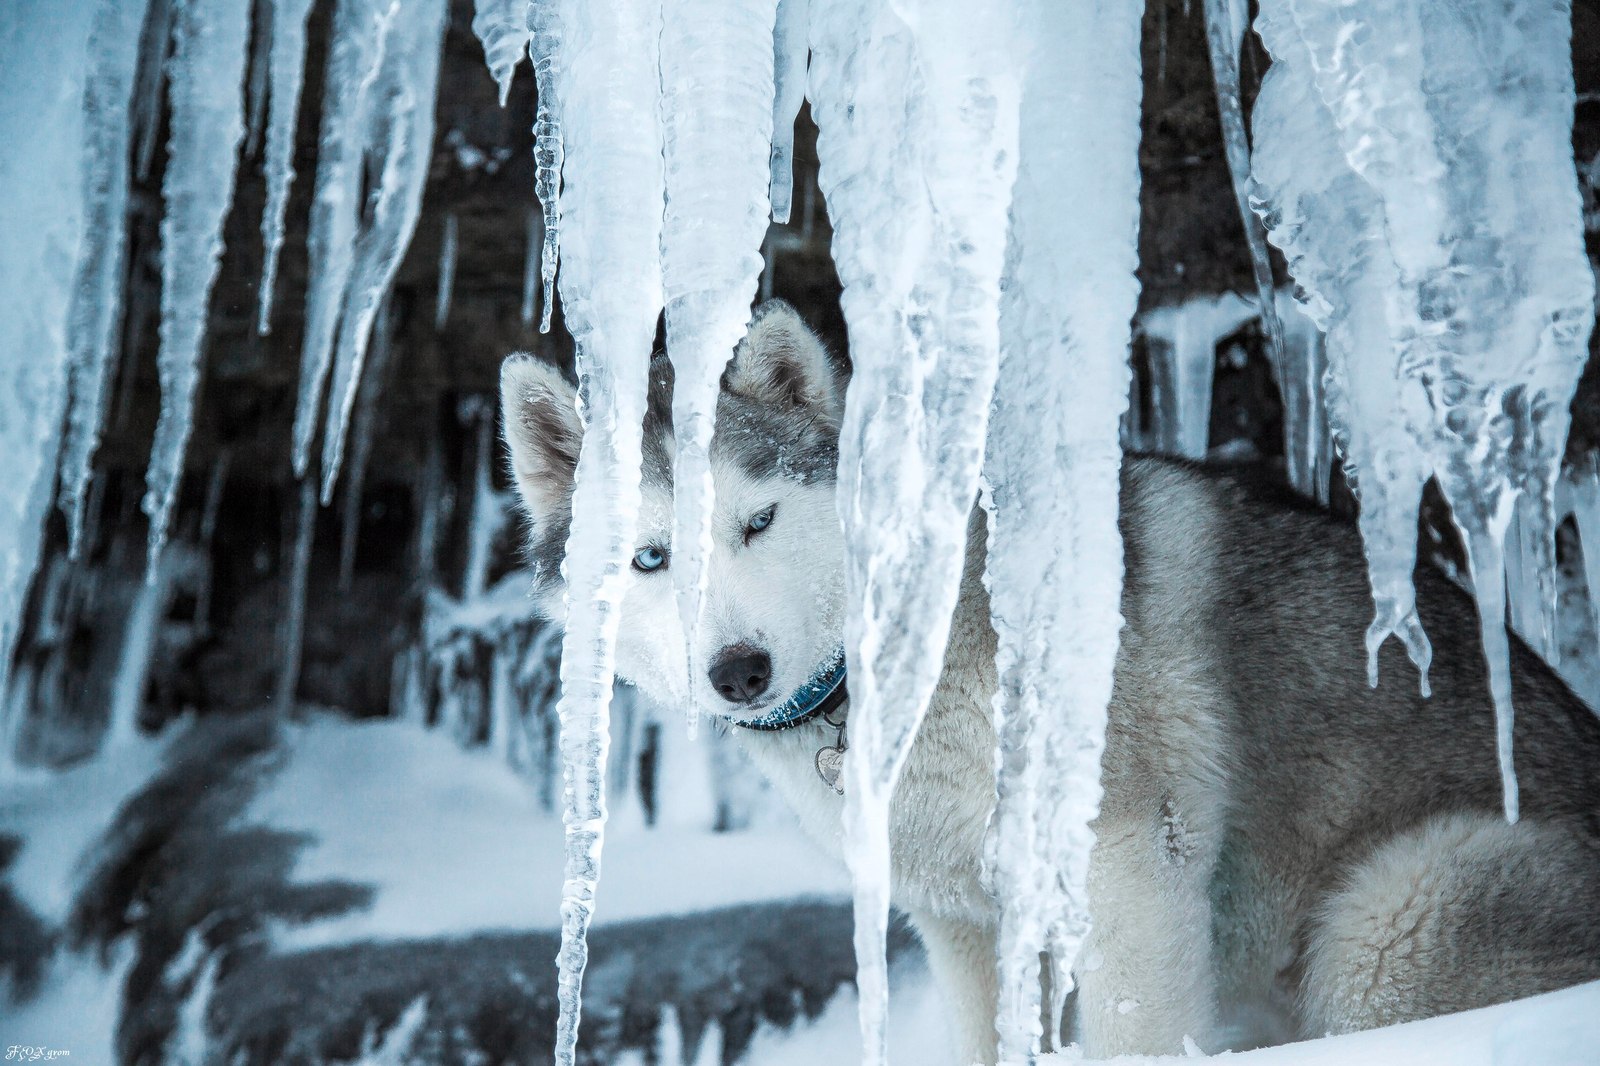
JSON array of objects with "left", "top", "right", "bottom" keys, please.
[
  {"left": 256, "top": 0, "right": 316, "bottom": 336},
  {"left": 1201, "top": 0, "right": 1283, "bottom": 371},
  {"left": 59, "top": 0, "right": 154, "bottom": 558},
  {"left": 318, "top": 0, "right": 448, "bottom": 502},
  {"left": 144, "top": 0, "right": 253, "bottom": 572},
  {"left": 529, "top": 0, "right": 565, "bottom": 333},
  {"left": 521, "top": 207, "right": 541, "bottom": 326},
  {"left": 471, "top": 0, "right": 531, "bottom": 106},
  {"left": 768, "top": 0, "right": 809, "bottom": 224},
  {"left": 659, "top": 0, "right": 778, "bottom": 734},
  {"left": 292, "top": 0, "right": 400, "bottom": 478},
  {"left": 435, "top": 213, "right": 459, "bottom": 330},
  {"left": 245, "top": 0, "right": 273, "bottom": 157},
  {"left": 338, "top": 296, "right": 396, "bottom": 590},
  {"left": 982, "top": 1, "right": 1142, "bottom": 1059},
  {"left": 274, "top": 476, "right": 318, "bottom": 718},
  {"left": 536, "top": 1, "right": 665, "bottom": 1061},
  {"left": 133, "top": 0, "right": 174, "bottom": 183},
  {"left": 462, "top": 409, "right": 500, "bottom": 600},
  {"left": 809, "top": 1, "right": 1021, "bottom": 1060}
]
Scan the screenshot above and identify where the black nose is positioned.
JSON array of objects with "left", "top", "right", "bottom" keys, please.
[{"left": 709, "top": 648, "right": 772, "bottom": 703}]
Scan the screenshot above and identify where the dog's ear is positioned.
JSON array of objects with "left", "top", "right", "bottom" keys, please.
[
  {"left": 723, "top": 300, "right": 843, "bottom": 418},
  {"left": 501, "top": 354, "right": 583, "bottom": 519}
]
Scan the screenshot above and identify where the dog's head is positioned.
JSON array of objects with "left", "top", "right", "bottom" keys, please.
[{"left": 500, "top": 300, "right": 848, "bottom": 718}]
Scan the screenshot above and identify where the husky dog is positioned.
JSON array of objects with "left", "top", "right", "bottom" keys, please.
[{"left": 501, "top": 301, "right": 1600, "bottom": 1063}]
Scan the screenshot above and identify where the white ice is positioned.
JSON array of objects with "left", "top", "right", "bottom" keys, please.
[
  {"left": 0, "top": 1, "right": 96, "bottom": 696},
  {"left": 528, "top": 0, "right": 565, "bottom": 333},
  {"left": 659, "top": 0, "right": 777, "bottom": 732},
  {"left": 59, "top": 0, "right": 152, "bottom": 558},
  {"left": 1252, "top": 0, "right": 1594, "bottom": 822},
  {"left": 256, "top": 0, "right": 316, "bottom": 336},
  {"left": 980, "top": 1, "right": 1142, "bottom": 1059},
  {"left": 808, "top": 0, "right": 1021, "bottom": 1061},
  {"left": 143, "top": 0, "right": 253, "bottom": 571},
  {"left": 767, "top": 0, "right": 810, "bottom": 224},
  {"left": 537, "top": 1, "right": 666, "bottom": 1061},
  {"left": 470, "top": 0, "right": 531, "bottom": 106}
]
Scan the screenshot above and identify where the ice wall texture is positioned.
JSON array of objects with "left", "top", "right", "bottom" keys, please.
[
  {"left": 1251, "top": 0, "right": 1595, "bottom": 823},
  {"left": 981, "top": 2, "right": 1142, "bottom": 1059}
]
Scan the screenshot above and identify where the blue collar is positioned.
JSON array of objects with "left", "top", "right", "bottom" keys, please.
[{"left": 732, "top": 653, "right": 848, "bottom": 732}]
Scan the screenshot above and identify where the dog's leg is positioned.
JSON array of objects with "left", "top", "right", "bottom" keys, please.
[
  {"left": 1299, "top": 812, "right": 1600, "bottom": 1036},
  {"left": 1072, "top": 803, "right": 1222, "bottom": 1057},
  {"left": 911, "top": 911, "right": 1000, "bottom": 1066}
]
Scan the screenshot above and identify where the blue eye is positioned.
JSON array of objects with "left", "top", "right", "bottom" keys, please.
[
  {"left": 745, "top": 506, "right": 776, "bottom": 540},
  {"left": 633, "top": 546, "right": 668, "bottom": 572}
]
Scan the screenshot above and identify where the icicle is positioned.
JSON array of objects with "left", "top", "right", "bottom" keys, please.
[
  {"left": 1268, "top": 289, "right": 1333, "bottom": 505},
  {"left": 144, "top": 0, "right": 253, "bottom": 572},
  {"left": 245, "top": 0, "right": 273, "bottom": 157},
  {"left": 256, "top": 0, "right": 316, "bottom": 336},
  {"left": 1253, "top": 1, "right": 1593, "bottom": 821},
  {"left": 107, "top": 550, "right": 183, "bottom": 749},
  {"left": 133, "top": 0, "right": 174, "bottom": 182},
  {"left": 59, "top": 0, "right": 154, "bottom": 559},
  {"left": 808, "top": 1, "right": 1021, "bottom": 1060},
  {"left": 521, "top": 208, "right": 541, "bottom": 326},
  {"left": 768, "top": 0, "right": 809, "bottom": 224},
  {"left": 0, "top": 2, "right": 97, "bottom": 697},
  {"left": 536, "top": 1, "right": 665, "bottom": 1061},
  {"left": 981, "top": 1, "right": 1142, "bottom": 1060},
  {"left": 463, "top": 409, "right": 500, "bottom": 600},
  {"left": 338, "top": 296, "right": 396, "bottom": 590},
  {"left": 318, "top": 0, "right": 448, "bottom": 502},
  {"left": 1201, "top": 0, "right": 1284, "bottom": 372},
  {"left": 292, "top": 0, "right": 400, "bottom": 478},
  {"left": 274, "top": 476, "right": 317, "bottom": 718},
  {"left": 659, "top": 0, "right": 778, "bottom": 734},
  {"left": 528, "top": 0, "right": 565, "bottom": 333},
  {"left": 471, "top": 0, "right": 531, "bottom": 106},
  {"left": 1139, "top": 293, "right": 1255, "bottom": 460},
  {"left": 435, "top": 213, "right": 459, "bottom": 330}
]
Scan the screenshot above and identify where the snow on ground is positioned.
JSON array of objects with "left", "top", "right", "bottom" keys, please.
[
  {"left": 1040, "top": 979, "right": 1600, "bottom": 1066},
  {"left": 246, "top": 716, "right": 850, "bottom": 950}
]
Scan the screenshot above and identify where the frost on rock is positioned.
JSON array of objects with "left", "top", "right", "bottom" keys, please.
[
  {"left": 59, "top": 0, "right": 153, "bottom": 558},
  {"left": 471, "top": 0, "right": 532, "bottom": 106},
  {"left": 808, "top": 0, "right": 1020, "bottom": 1060},
  {"left": 535, "top": 1, "right": 665, "bottom": 1061},
  {"left": 298, "top": 0, "right": 447, "bottom": 501},
  {"left": 1252, "top": 0, "right": 1594, "bottom": 822},
  {"left": 144, "top": 0, "right": 253, "bottom": 571},
  {"left": 767, "top": 0, "right": 809, "bottom": 224},
  {"left": 980, "top": 1, "right": 1141, "bottom": 1059},
  {"left": 529, "top": 0, "right": 565, "bottom": 333},
  {"left": 0, "top": 0, "right": 96, "bottom": 697},
  {"left": 256, "top": 0, "right": 316, "bottom": 336},
  {"left": 659, "top": 0, "right": 778, "bottom": 731}
]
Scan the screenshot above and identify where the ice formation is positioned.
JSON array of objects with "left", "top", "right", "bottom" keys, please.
[
  {"left": 1251, "top": 0, "right": 1594, "bottom": 822},
  {"left": 1140, "top": 293, "right": 1256, "bottom": 460},
  {"left": 767, "top": 0, "right": 810, "bottom": 224},
  {"left": 530, "top": 1, "right": 666, "bottom": 1061},
  {"left": 980, "top": 2, "right": 1142, "bottom": 1058},
  {"left": 0, "top": 2, "right": 96, "bottom": 694},
  {"left": 470, "top": 0, "right": 531, "bottom": 105},
  {"left": 255, "top": 0, "right": 315, "bottom": 336},
  {"left": 528, "top": 0, "right": 565, "bottom": 332},
  {"left": 659, "top": 0, "right": 778, "bottom": 731},
  {"left": 807, "top": 1, "right": 1022, "bottom": 1059},
  {"left": 143, "top": 0, "right": 253, "bottom": 570},
  {"left": 274, "top": 477, "right": 318, "bottom": 716},
  {"left": 436, "top": 213, "right": 459, "bottom": 330},
  {"left": 59, "top": 0, "right": 153, "bottom": 558}
]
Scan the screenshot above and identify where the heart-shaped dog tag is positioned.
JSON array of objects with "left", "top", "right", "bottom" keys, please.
[{"left": 815, "top": 745, "right": 846, "bottom": 795}]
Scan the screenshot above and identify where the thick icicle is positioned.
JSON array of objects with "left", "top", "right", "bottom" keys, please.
[
  {"left": 256, "top": 0, "right": 315, "bottom": 336},
  {"left": 767, "top": 0, "right": 809, "bottom": 224},
  {"left": 435, "top": 213, "right": 459, "bottom": 330},
  {"left": 292, "top": 0, "right": 398, "bottom": 477},
  {"left": 59, "top": 0, "right": 154, "bottom": 558},
  {"left": 809, "top": 1, "right": 1020, "bottom": 1060},
  {"left": 1201, "top": 0, "right": 1284, "bottom": 371},
  {"left": 981, "top": 1, "right": 1142, "bottom": 1059},
  {"left": 0, "top": 0, "right": 91, "bottom": 694},
  {"left": 471, "top": 0, "right": 531, "bottom": 106},
  {"left": 536, "top": 1, "right": 665, "bottom": 1061},
  {"left": 528, "top": 0, "right": 565, "bottom": 333},
  {"left": 319, "top": 0, "right": 447, "bottom": 501},
  {"left": 144, "top": 0, "right": 253, "bottom": 571},
  {"left": 659, "top": 0, "right": 778, "bottom": 732},
  {"left": 1254, "top": 1, "right": 1594, "bottom": 822}
]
